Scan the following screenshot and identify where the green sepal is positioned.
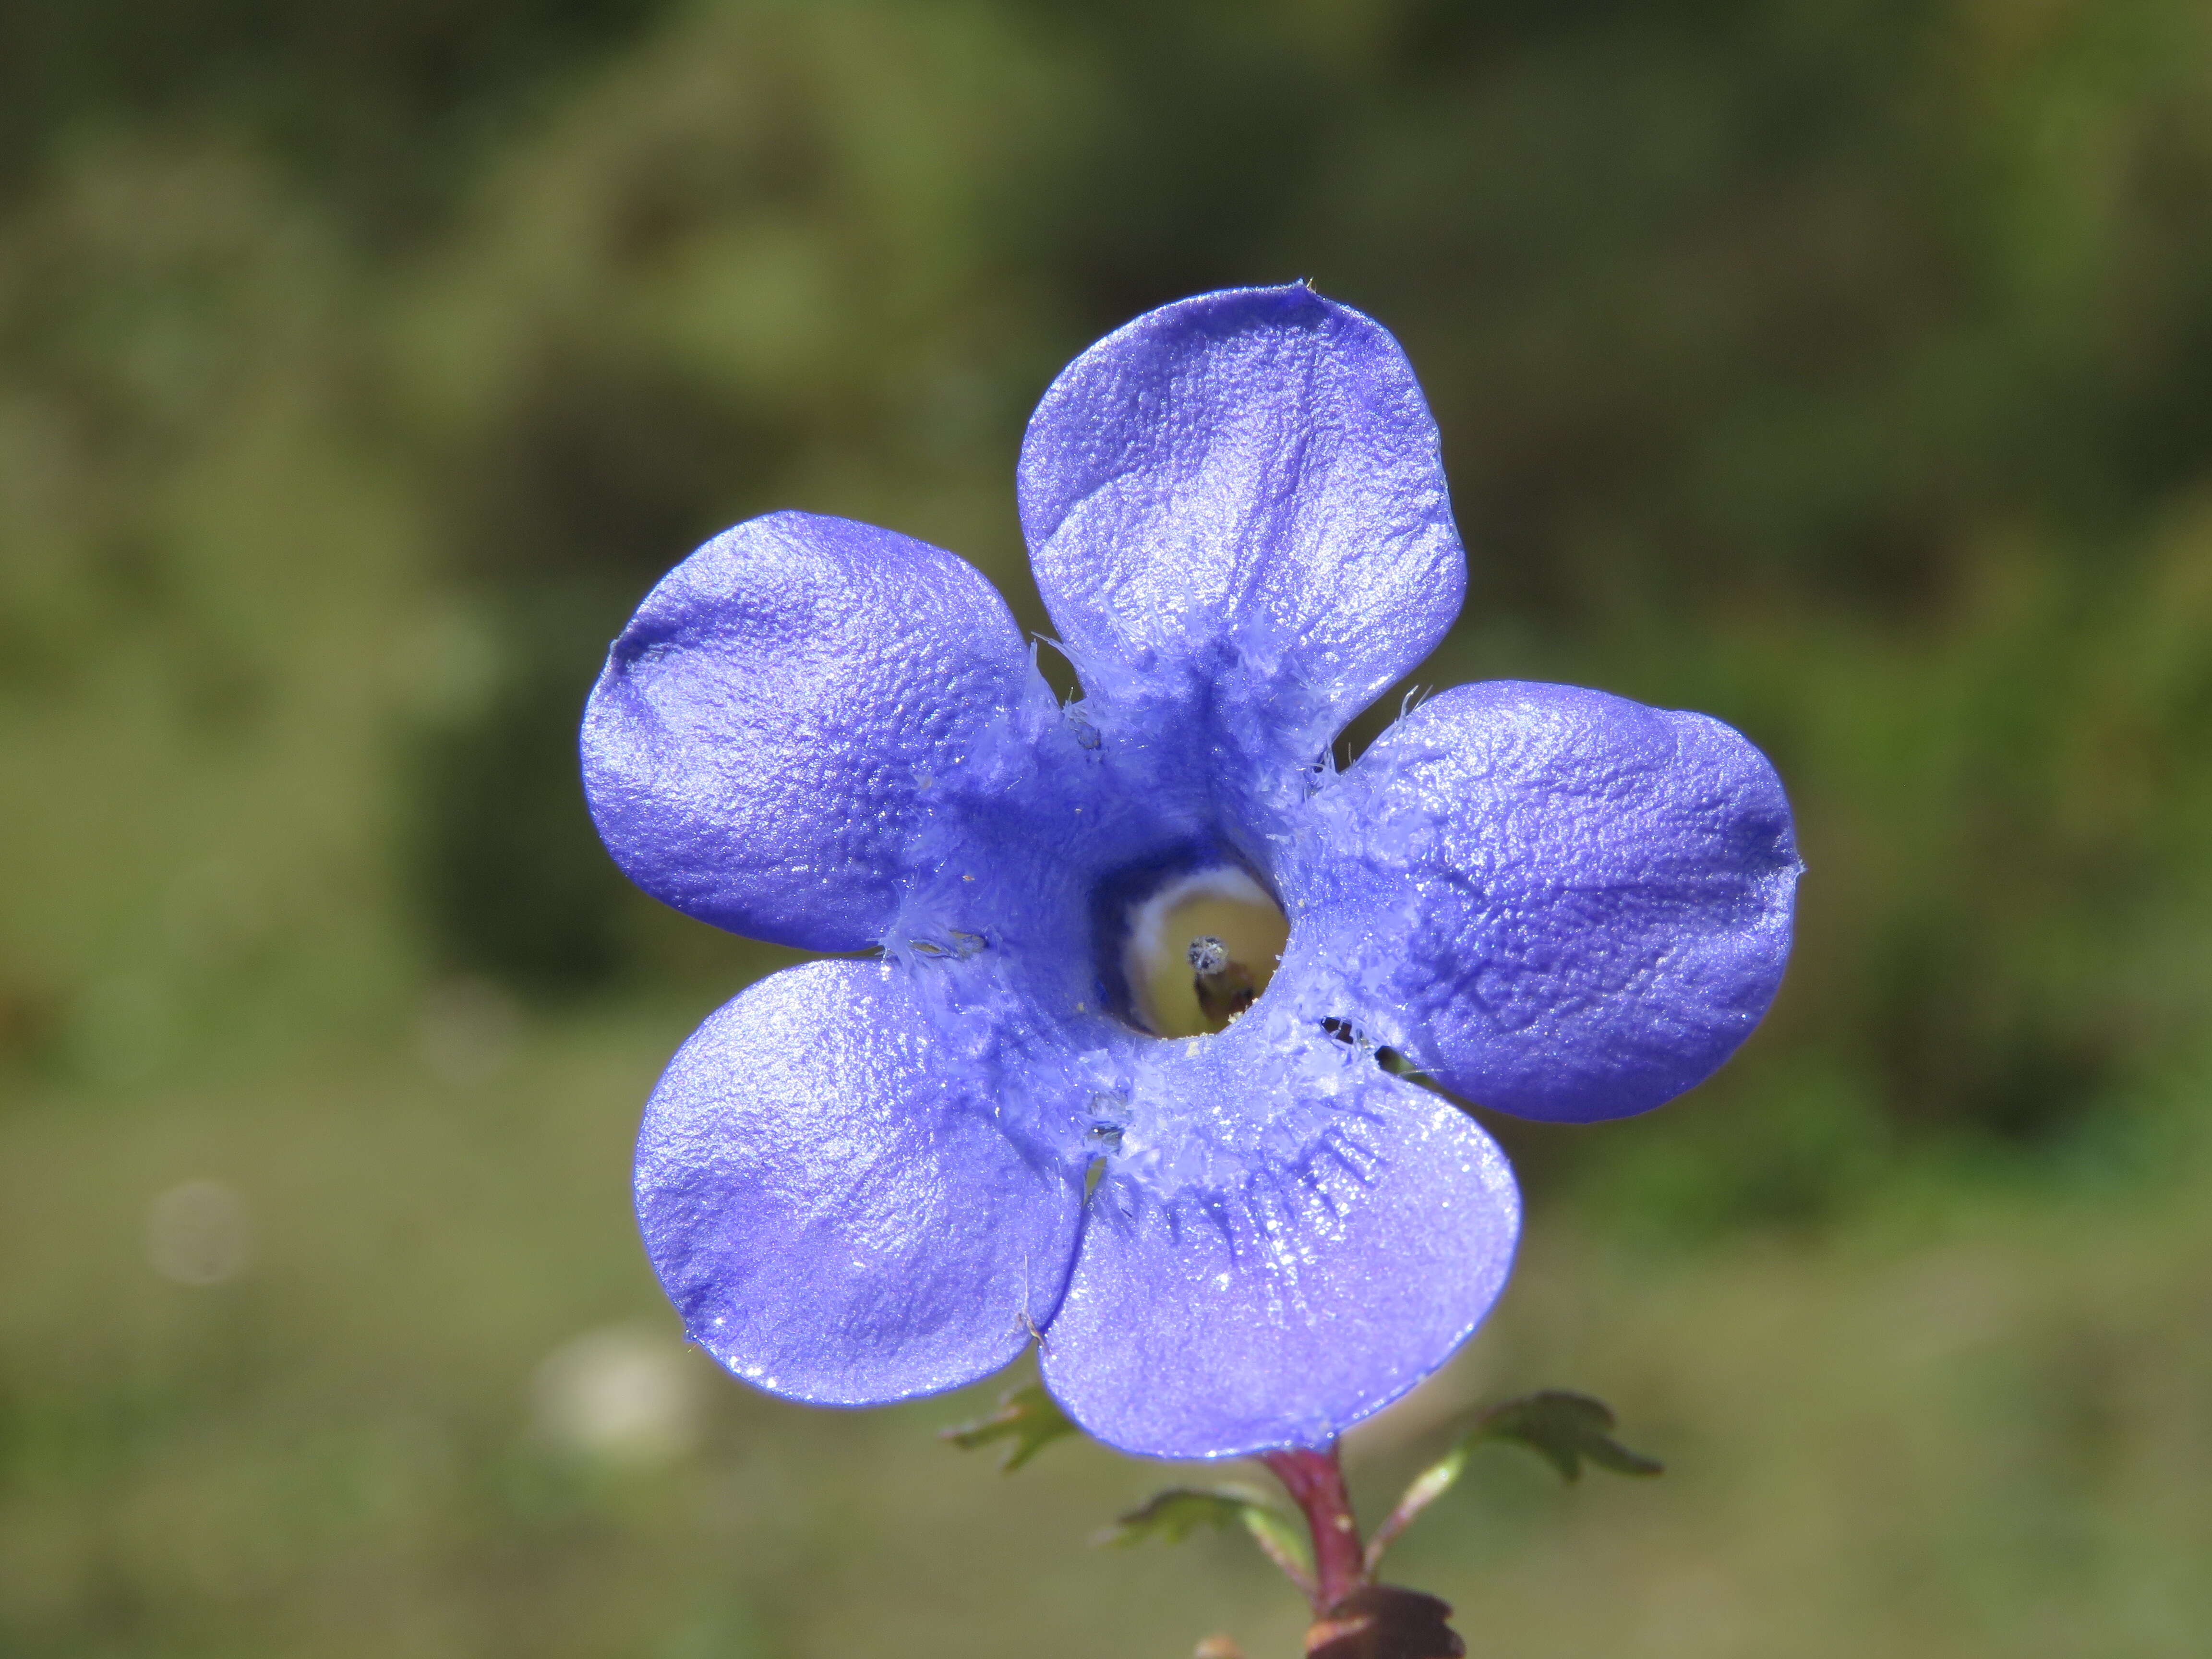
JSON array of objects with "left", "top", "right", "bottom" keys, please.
[
  {"left": 939, "top": 1382, "right": 1081, "bottom": 1472},
  {"left": 1096, "top": 1486, "right": 1314, "bottom": 1593}
]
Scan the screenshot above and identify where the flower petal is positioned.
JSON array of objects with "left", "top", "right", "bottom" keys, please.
[
  {"left": 1303, "top": 681, "right": 1801, "bottom": 1123},
  {"left": 582, "top": 510, "right": 1042, "bottom": 951},
  {"left": 1020, "top": 285, "right": 1465, "bottom": 754},
  {"left": 636, "top": 959, "right": 1083, "bottom": 1406},
  {"left": 1039, "top": 1019, "right": 1518, "bottom": 1459}
]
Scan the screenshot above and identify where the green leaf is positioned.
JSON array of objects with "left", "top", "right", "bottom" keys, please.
[
  {"left": 1238, "top": 1502, "right": 1315, "bottom": 1585},
  {"left": 939, "top": 1383, "right": 1080, "bottom": 1472},
  {"left": 1096, "top": 1486, "right": 1314, "bottom": 1594},
  {"left": 1364, "top": 1390, "right": 1661, "bottom": 1571},
  {"left": 1097, "top": 1487, "right": 1262, "bottom": 1547},
  {"left": 1361, "top": 1445, "right": 1468, "bottom": 1571},
  {"left": 1467, "top": 1390, "right": 1664, "bottom": 1483}
]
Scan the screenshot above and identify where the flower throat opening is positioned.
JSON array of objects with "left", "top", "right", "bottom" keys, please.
[{"left": 1120, "top": 866, "right": 1288, "bottom": 1039}]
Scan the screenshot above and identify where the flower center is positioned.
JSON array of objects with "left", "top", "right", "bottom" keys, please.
[{"left": 1120, "top": 866, "right": 1288, "bottom": 1039}]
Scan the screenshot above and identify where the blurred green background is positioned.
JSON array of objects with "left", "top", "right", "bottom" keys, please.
[{"left": 5, "top": 0, "right": 2212, "bottom": 1654}]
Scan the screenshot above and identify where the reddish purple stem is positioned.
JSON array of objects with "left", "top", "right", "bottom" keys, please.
[{"left": 1260, "top": 1443, "right": 1368, "bottom": 1613}]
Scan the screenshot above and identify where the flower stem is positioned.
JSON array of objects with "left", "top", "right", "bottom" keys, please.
[{"left": 1258, "top": 1444, "right": 1366, "bottom": 1614}]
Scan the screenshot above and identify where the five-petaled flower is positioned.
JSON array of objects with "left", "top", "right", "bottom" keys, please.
[{"left": 582, "top": 285, "right": 1800, "bottom": 1460}]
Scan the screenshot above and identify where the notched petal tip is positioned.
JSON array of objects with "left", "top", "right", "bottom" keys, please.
[{"left": 581, "top": 510, "right": 1042, "bottom": 951}]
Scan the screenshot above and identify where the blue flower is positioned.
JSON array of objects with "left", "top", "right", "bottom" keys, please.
[{"left": 582, "top": 285, "right": 1800, "bottom": 1460}]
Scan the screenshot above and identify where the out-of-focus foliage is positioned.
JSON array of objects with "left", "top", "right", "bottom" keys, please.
[
  {"left": 4, "top": 1, "right": 2212, "bottom": 1655},
  {"left": 0, "top": 0, "right": 678, "bottom": 229},
  {"left": 12, "top": 0, "right": 2209, "bottom": 1149}
]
